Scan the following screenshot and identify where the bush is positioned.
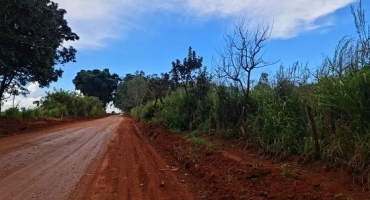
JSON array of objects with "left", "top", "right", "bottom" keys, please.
[
  {"left": 4, "top": 107, "right": 21, "bottom": 118},
  {"left": 48, "top": 107, "right": 62, "bottom": 117},
  {"left": 19, "top": 107, "right": 46, "bottom": 119},
  {"left": 39, "top": 89, "right": 106, "bottom": 118}
]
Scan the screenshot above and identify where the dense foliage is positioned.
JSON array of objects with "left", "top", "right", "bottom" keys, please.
[
  {"left": 0, "top": 0, "right": 79, "bottom": 111},
  {"left": 73, "top": 69, "right": 120, "bottom": 108},
  {"left": 127, "top": 1, "right": 370, "bottom": 175},
  {"left": 113, "top": 71, "right": 148, "bottom": 113},
  {"left": 1, "top": 89, "right": 105, "bottom": 118}
]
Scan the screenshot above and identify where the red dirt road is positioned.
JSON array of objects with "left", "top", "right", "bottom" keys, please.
[
  {"left": 0, "top": 116, "right": 195, "bottom": 200},
  {"left": 0, "top": 116, "right": 122, "bottom": 200},
  {"left": 76, "top": 117, "right": 195, "bottom": 200},
  {"left": 1, "top": 115, "right": 370, "bottom": 199}
]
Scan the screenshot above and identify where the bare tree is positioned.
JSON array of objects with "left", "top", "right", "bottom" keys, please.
[{"left": 214, "top": 18, "right": 277, "bottom": 133}]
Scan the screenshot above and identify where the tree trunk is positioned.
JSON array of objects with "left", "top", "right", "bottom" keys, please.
[
  {"left": 237, "top": 105, "right": 246, "bottom": 136},
  {"left": 237, "top": 70, "right": 252, "bottom": 136},
  {"left": 0, "top": 87, "right": 5, "bottom": 113},
  {"left": 12, "top": 94, "right": 15, "bottom": 108}
]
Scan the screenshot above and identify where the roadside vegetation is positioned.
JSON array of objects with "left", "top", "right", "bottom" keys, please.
[
  {"left": 0, "top": 89, "right": 105, "bottom": 118},
  {"left": 0, "top": 0, "right": 108, "bottom": 119},
  {"left": 0, "top": 0, "right": 79, "bottom": 113},
  {"left": 1, "top": 0, "right": 369, "bottom": 178},
  {"left": 123, "top": 1, "right": 370, "bottom": 176}
]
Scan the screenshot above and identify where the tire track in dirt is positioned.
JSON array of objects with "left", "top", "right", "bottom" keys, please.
[
  {"left": 0, "top": 116, "right": 122, "bottom": 200},
  {"left": 0, "top": 127, "right": 96, "bottom": 180},
  {"left": 78, "top": 116, "right": 195, "bottom": 200}
]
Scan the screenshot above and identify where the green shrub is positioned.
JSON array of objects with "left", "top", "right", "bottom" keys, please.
[
  {"left": 39, "top": 89, "right": 105, "bottom": 118},
  {"left": 4, "top": 107, "right": 21, "bottom": 118},
  {"left": 90, "top": 105, "right": 105, "bottom": 117},
  {"left": 48, "top": 107, "right": 62, "bottom": 117},
  {"left": 21, "top": 107, "right": 40, "bottom": 118}
]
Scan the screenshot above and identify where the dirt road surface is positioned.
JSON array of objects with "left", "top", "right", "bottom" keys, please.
[
  {"left": 76, "top": 117, "right": 195, "bottom": 200},
  {"left": 0, "top": 116, "right": 121, "bottom": 200},
  {"left": 0, "top": 116, "right": 195, "bottom": 200},
  {"left": 1, "top": 115, "right": 370, "bottom": 199}
]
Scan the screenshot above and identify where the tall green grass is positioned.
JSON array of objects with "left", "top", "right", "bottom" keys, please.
[
  {"left": 311, "top": 67, "right": 370, "bottom": 171},
  {"left": 132, "top": 62, "right": 370, "bottom": 174},
  {"left": 131, "top": 59, "right": 370, "bottom": 175},
  {"left": 132, "top": 85, "right": 244, "bottom": 137},
  {"left": 132, "top": 89, "right": 187, "bottom": 133}
]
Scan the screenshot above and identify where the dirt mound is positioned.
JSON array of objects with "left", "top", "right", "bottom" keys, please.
[
  {"left": 0, "top": 116, "right": 99, "bottom": 137},
  {"left": 135, "top": 120, "right": 370, "bottom": 200}
]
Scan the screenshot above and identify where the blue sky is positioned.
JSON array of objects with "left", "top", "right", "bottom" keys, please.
[{"left": 4, "top": 0, "right": 369, "bottom": 111}]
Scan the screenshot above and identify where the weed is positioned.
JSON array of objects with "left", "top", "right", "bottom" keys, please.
[
  {"left": 281, "top": 163, "right": 298, "bottom": 178},
  {"left": 187, "top": 136, "right": 216, "bottom": 150},
  {"left": 250, "top": 162, "right": 261, "bottom": 169},
  {"left": 4, "top": 107, "right": 21, "bottom": 118},
  {"left": 188, "top": 145, "right": 201, "bottom": 163},
  {"left": 333, "top": 193, "right": 353, "bottom": 200},
  {"left": 227, "top": 168, "right": 233, "bottom": 184}
]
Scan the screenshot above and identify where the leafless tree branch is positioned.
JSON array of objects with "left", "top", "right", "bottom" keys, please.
[{"left": 214, "top": 17, "right": 278, "bottom": 102}]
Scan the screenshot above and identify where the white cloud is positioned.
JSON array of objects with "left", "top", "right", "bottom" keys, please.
[
  {"left": 2, "top": 94, "right": 41, "bottom": 111},
  {"left": 185, "top": 0, "right": 357, "bottom": 38},
  {"left": 56, "top": 0, "right": 129, "bottom": 49},
  {"left": 2, "top": 82, "right": 43, "bottom": 110},
  {"left": 56, "top": 0, "right": 181, "bottom": 49},
  {"left": 55, "top": 0, "right": 356, "bottom": 48},
  {"left": 27, "top": 82, "right": 40, "bottom": 94}
]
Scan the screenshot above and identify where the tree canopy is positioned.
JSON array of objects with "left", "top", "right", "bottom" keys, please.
[
  {"left": 73, "top": 69, "right": 120, "bottom": 108},
  {"left": 113, "top": 71, "right": 148, "bottom": 113},
  {"left": 170, "top": 46, "right": 203, "bottom": 96},
  {"left": 147, "top": 73, "right": 171, "bottom": 107},
  {"left": 0, "top": 0, "right": 79, "bottom": 111}
]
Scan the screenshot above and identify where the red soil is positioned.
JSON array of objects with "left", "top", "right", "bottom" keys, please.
[
  {"left": 135, "top": 120, "right": 370, "bottom": 200},
  {"left": 0, "top": 116, "right": 100, "bottom": 137},
  {"left": 77, "top": 117, "right": 195, "bottom": 200},
  {"left": 1, "top": 115, "right": 370, "bottom": 199}
]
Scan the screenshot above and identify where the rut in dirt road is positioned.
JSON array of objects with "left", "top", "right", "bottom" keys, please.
[
  {"left": 0, "top": 116, "right": 122, "bottom": 200},
  {"left": 79, "top": 117, "right": 195, "bottom": 200}
]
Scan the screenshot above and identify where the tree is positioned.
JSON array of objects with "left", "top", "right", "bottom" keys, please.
[
  {"left": 113, "top": 71, "right": 147, "bottom": 112},
  {"left": 193, "top": 67, "right": 211, "bottom": 100},
  {"left": 170, "top": 47, "right": 205, "bottom": 130},
  {"left": 127, "top": 76, "right": 148, "bottom": 107},
  {"left": 73, "top": 69, "right": 120, "bottom": 108},
  {"left": 171, "top": 46, "right": 203, "bottom": 97},
  {"left": 0, "top": 0, "right": 79, "bottom": 111},
  {"left": 147, "top": 73, "right": 170, "bottom": 107},
  {"left": 215, "top": 18, "right": 277, "bottom": 133}
]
